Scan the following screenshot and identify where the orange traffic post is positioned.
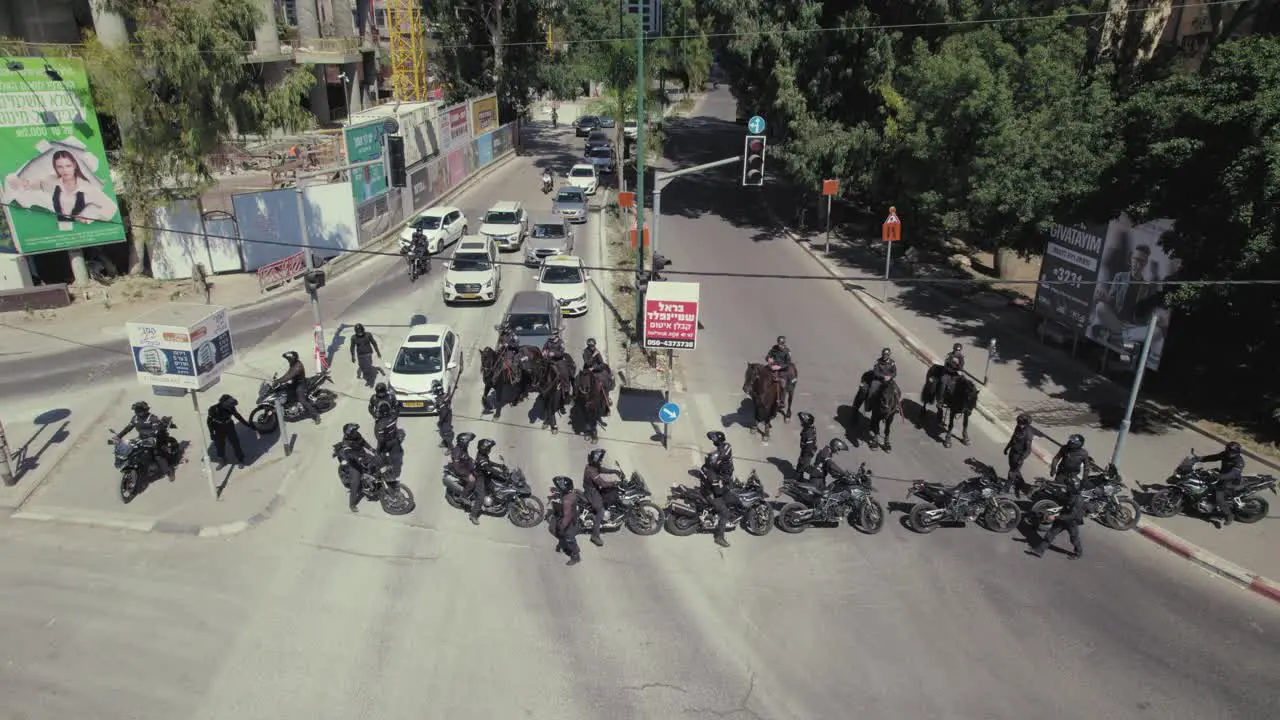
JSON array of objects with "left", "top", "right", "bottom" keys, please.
[
  {"left": 881, "top": 206, "right": 902, "bottom": 300},
  {"left": 629, "top": 225, "right": 650, "bottom": 249},
  {"left": 617, "top": 191, "right": 636, "bottom": 210}
]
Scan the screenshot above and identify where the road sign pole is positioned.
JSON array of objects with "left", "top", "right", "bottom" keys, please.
[
  {"left": 663, "top": 349, "right": 673, "bottom": 449},
  {"left": 190, "top": 390, "right": 219, "bottom": 501},
  {"left": 1110, "top": 313, "right": 1159, "bottom": 469},
  {"left": 883, "top": 241, "right": 892, "bottom": 301},
  {"left": 824, "top": 193, "right": 833, "bottom": 254}
]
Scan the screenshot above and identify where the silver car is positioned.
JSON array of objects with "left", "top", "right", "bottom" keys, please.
[
  {"left": 526, "top": 215, "right": 574, "bottom": 265},
  {"left": 552, "top": 186, "right": 588, "bottom": 223},
  {"left": 585, "top": 146, "right": 615, "bottom": 174}
]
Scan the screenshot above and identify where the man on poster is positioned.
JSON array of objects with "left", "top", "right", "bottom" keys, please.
[{"left": 1087, "top": 226, "right": 1179, "bottom": 367}]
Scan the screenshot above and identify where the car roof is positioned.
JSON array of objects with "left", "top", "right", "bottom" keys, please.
[
  {"left": 488, "top": 200, "right": 521, "bottom": 212},
  {"left": 507, "top": 290, "right": 558, "bottom": 312},
  {"left": 533, "top": 213, "right": 568, "bottom": 224},
  {"left": 555, "top": 185, "right": 585, "bottom": 195},
  {"left": 570, "top": 163, "right": 595, "bottom": 171},
  {"left": 455, "top": 239, "right": 490, "bottom": 253},
  {"left": 543, "top": 255, "right": 583, "bottom": 267},
  {"left": 400, "top": 324, "right": 453, "bottom": 346},
  {"left": 420, "top": 206, "right": 457, "bottom": 217}
]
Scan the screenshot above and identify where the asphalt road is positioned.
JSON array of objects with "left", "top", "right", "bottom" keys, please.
[{"left": 1, "top": 106, "right": 1277, "bottom": 720}]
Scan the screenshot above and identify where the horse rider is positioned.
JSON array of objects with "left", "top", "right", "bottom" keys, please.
[
  {"left": 765, "top": 336, "right": 794, "bottom": 379},
  {"left": 582, "top": 338, "right": 604, "bottom": 369},
  {"left": 543, "top": 331, "right": 566, "bottom": 358},
  {"left": 498, "top": 322, "right": 520, "bottom": 355},
  {"left": 944, "top": 343, "right": 966, "bottom": 374},
  {"left": 865, "top": 348, "right": 898, "bottom": 401}
]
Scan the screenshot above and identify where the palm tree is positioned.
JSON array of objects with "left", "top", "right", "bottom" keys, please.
[{"left": 587, "top": 84, "right": 667, "bottom": 193}]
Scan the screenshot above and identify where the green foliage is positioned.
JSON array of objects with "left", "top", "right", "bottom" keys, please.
[{"left": 428, "top": 0, "right": 556, "bottom": 117}]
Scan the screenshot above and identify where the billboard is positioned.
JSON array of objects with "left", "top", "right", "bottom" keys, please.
[
  {"left": 643, "top": 281, "right": 701, "bottom": 350},
  {"left": 0, "top": 57, "right": 125, "bottom": 254},
  {"left": 343, "top": 119, "right": 388, "bottom": 205},
  {"left": 409, "top": 165, "right": 431, "bottom": 212},
  {"left": 438, "top": 102, "right": 471, "bottom": 153},
  {"left": 470, "top": 93, "right": 498, "bottom": 136},
  {"left": 1033, "top": 222, "right": 1108, "bottom": 329},
  {"left": 476, "top": 132, "right": 494, "bottom": 167},
  {"left": 128, "top": 304, "right": 235, "bottom": 390},
  {"left": 1084, "top": 214, "right": 1178, "bottom": 370}
]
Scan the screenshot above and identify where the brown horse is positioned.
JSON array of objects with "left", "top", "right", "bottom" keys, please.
[
  {"left": 743, "top": 362, "right": 786, "bottom": 440},
  {"left": 573, "top": 367, "right": 612, "bottom": 442}
]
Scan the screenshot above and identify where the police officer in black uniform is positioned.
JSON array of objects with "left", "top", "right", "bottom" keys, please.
[
  {"left": 432, "top": 380, "right": 455, "bottom": 450},
  {"left": 280, "top": 351, "right": 321, "bottom": 423},
  {"left": 808, "top": 438, "right": 850, "bottom": 492},
  {"left": 703, "top": 431, "right": 736, "bottom": 548},
  {"left": 373, "top": 402, "right": 401, "bottom": 458},
  {"left": 1050, "top": 434, "right": 1091, "bottom": 488},
  {"left": 542, "top": 331, "right": 565, "bottom": 357},
  {"left": 1197, "top": 441, "right": 1247, "bottom": 525},
  {"left": 449, "top": 433, "right": 485, "bottom": 525},
  {"left": 864, "top": 348, "right": 898, "bottom": 403},
  {"left": 336, "top": 423, "right": 378, "bottom": 512},
  {"left": 368, "top": 382, "right": 397, "bottom": 419},
  {"left": 349, "top": 323, "right": 383, "bottom": 385},
  {"left": 796, "top": 411, "right": 817, "bottom": 480},
  {"left": 207, "top": 394, "right": 249, "bottom": 468},
  {"left": 475, "top": 438, "right": 510, "bottom": 485},
  {"left": 1031, "top": 484, "right": 1086, "bottom": 559},
  {"left": 116, "top": 401, "right": 175, "bottom": 479},
  {"left": 551, "top": 476, "right": 582, "bottom": 566},
  {"left": 1003, "top": 413, "right": 1035, "bottom": 496},
  {"left": 944, "top": 342, "right": 966, "bottom": 374},
  {"left": 582, "top": 448, "right": 626, "bottom": 547},
  {"left": 582, "top": 338, "right": 604, "bottom": 369}
]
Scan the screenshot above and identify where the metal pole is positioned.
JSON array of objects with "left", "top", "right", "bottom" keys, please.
[
  {"left": 824, "top": 193, "right": 832, "bottom": 254},
  {"left": 663, "top": 348, "right": 672, "bottom": 449},
  {"left": 633, "top": 19, "right": 647, "bottom": 338},
  {"left": 1109, "top": 313, "right": 1160, "bottom": 468},
  {"left": 0, "top": 419, "right": 14, "bottom": 486},
  {"left": 983, "top": 339, "right": 998, "bottom": 385},
  {"left": 295, "top": 185, "right": 325, "bottom": 374},
  {"left": 191, "top": 390, "right": 218, "bottom": 500},
  {"left": 273, "top": 394, "right": 290, "bottom": 457},
  {"left": 882, "top": 240, "right": 893, "bottom": 301},
  {"left": 652, "top": 184, "right": 662, "bottom": 256}
]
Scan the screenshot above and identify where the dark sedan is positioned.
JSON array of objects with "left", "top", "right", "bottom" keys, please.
[{"left": 575, "top": 115, "right": 600, "bottom": 136}]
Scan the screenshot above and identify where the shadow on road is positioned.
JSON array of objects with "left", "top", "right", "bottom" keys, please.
[{"left": 7, "top": 408, "right": 73, "bottom": 485}]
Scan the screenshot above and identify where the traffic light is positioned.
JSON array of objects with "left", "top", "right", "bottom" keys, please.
[
  {"left": 303, "top": 269, "right": 326, "bottom": 292},
  {"left": 742, "top": 135, "right": 766, "bottom": 186},
  {"left": 635, "top": 270, "right": 649, "bottom": 296},
  {"left": 384, "top": 134, "right": 407, "bottom": 188},
  {"left": 650, "top": 253, "right": 671, "bottom": 281}
]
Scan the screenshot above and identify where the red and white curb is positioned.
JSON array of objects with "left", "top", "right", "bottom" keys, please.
[{"left": 784, "top": 228, "right": 1280, "bottom": 606}]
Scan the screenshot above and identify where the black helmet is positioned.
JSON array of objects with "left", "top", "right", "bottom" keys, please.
[
  {"left": 478, "top": 438, "right": 496, "bottom": 455},
  {"left": 354, "top": 323, "right": 366, "bottom": 335},
  {"left": 431, "top": 379, "right": 444, "bottom": 396},
  {"left": 1225, "top": 441, "right": 1243, "bottom": 456},
  {"left": 218, "top": 394, "right": 236, "bottom": 407},
  {"left": 706, "top": 430, "right": 726, "bottom": 446},
  {"left": 588, "top": 448, "right": 606, "bottom": 466},
  {"left": 797, "top": 411, "right": 814, "bottom": 426},
  {"left": 131, "top": 401, "right": 150, "bottom": 414},
  {"left": 342, "top": 423, "right": 361, "bottom": 440},
  {"left": 282, "top": 350, "right": 299, "bottom": 363},
  {"left": 880, "top": 348, "right": 891, "bottom": 359},
  {"left": 586, "top": 338, "right": 596, "bottom": 347},
  {"left": 776, "top": 335, "right": 786, "bottom": 345},
  {"left": 552, "top": 475, "right": 574, "bottom": 493},
  {"left": 1016, "top": 413, "right": 1031, "bottom": 426},
  {"left": 952, "top": 343, "right": 963, "bottom": 352},
  {"left": 1067, "top": 433, "right": 1084, "bottom": 450},
  {"left": 375, "top": 382, "right": 388, "bottom": 396},
  {"left": 455, "top": 432, "right": 475, "bottom": 448},
  {"left": 829, "top": 438, "right": 849, "bottom": 453}
]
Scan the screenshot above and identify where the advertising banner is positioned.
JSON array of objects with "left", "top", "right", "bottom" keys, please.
[
  {"left": 476, "top": 132, "right": 494, "bottom": 167},
  {"left": 398, "top": 105, "right": 437, "bottom": 167},
  {"left": 439, "top": 103, "right": 471, "bottom": 153},
  {"left": 491, "top": 124, "right": 512, "bottom": 158},
  {"left": 343, "top": 120, "right": 388, "bottom": 205},
  {"left": 643, "top": 281, "right": 701, "bottom": 350},
  {"left": 1084, "top": 214, "right": 1178, "bottom": 370},
  {"left": 409, "top": 165, "right": 431, "bottom": 212},
  {"left": 0, "top": 56, "right": 125, "bottom": 254},
  {"left": 426, "top": 155, "right": 451, "bottom": 201},
  {"left": 127, "top": 304, "right": 235, "bottom": 390},
  {"left": 1033, "top": 223, "right": 1108, "bottom": 330},
  {"left": 447, "top": 149, "right": 467, "bottom": 189},
  {"left": 470, "top": 93, "right": 498, "bottom": 136}
]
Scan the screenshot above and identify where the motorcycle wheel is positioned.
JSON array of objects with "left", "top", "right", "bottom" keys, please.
[
  {"left": 664, "top": 512, "right": 700, "bottom": 536},
  {"left": 1233, "top": 497, "right": 1269, "bottom": 524},
  {"left": 1102, "top": 498, "right": 1141, "bottom": 531},
  {"left": 1030, "top": 499, "right": 1058, "bottom": 530},
  {"left": 1147, "top": 489, "right": 1182, "bottom": 518},
  {"left": 624, "top": 501, "right": 664, "bottom": 536},
  {"left": 776, "top": 502, "right": 809, "bottom": 534},
  {"left": 853, "top": 499, "right": 885, "bottom": 535},
  {"left": 444, "top": 489, "right": 467, "bottom": 511},
  {"left": 249, "top": 405, "right": 279, "bottom": 434},
  {"left": 119, "top": 469, "right": 139, "bottom": 504},
  {"left": 313, "top": 390, "right": 338, "bottom": 412},
  {"left": 742, "top": 504, "right": 774, "bottom": 536},
  {"left": 908, "top": 503, "right": 940, "bottom": 534},
  {"left": 983, "top": 499, "right": 1021, "bottom": 533},
  {"left": 380, "top": 484, "right": 416, "bottom": 516},
  {"left": 507, "top": 496, "right": 545, "bottom": 528}
]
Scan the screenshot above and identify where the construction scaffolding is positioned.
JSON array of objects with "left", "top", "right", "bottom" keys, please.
[{"left": 386, "top": 0, "right": 427, "bottom": 102}]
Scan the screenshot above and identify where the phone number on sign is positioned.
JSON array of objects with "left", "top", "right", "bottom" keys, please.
[{"left": 645, "top": 338, "right": 695, "bottom": 349}]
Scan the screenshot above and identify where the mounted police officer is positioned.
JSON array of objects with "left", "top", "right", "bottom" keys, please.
[{"left": 865, "top": 348, "right": 897, "bottom": 403}]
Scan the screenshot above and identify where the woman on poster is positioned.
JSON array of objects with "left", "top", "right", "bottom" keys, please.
[{"left": 3, "top": 141, "right": 119, "bottom": 230}]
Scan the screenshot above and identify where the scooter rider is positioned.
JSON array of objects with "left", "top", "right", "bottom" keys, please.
[
  {"left": 280, "top": 351, "right": 321, "bottom": 424},
  {"left": 541, "top": 168, "right": 553, "bottom": 192},
  {"left": 703, "top": 431, "right": 736, "bottom": 548},
  {"left": 1197, "top": 441, "right": 1247, "bottom": 526},
  {"left": 583, "top": 448, "right": 626, "bottom": 547},
  {"left": 115, "top": 401, "right": 175, "bottom": 480}
]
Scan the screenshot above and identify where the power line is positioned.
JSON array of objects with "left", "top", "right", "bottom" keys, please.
[{"left": 7, "top": 1, "right": 1251, "bottom": 56}]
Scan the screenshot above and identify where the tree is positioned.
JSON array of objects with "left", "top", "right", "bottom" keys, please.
[
  {"left": 82, "top": 0, "right": 314, "bottom": 274},
  {"left": 429, "top": 0, "right": 552, "bottom": 118},
  {"left": 663, "top": 0, "right": 713, "bottom": 92}
]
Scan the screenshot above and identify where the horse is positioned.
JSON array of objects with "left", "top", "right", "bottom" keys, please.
[
  {"left": 865, "top": 377, "right": 903, "bottom": 452},
  {"left": 920, "top": 364, "right": 957, "bottom": 423},
  {"left": 479, "top": 346, "right": 524, "bottom": 420},
  {"left": 776, "top": 363, "right": 799, "bottom": 420},
  {"left": 743, "top": 362, "right": 786, "bottom": 440},
  {"left": 572, "top": 366, "right": 613, "bottom": 442},
  {"left": 940, "top": 374, "right": 980, "bottom": 448},
  {"left": 534, "top": 357, "right": 575, "bottom": 433},
  {"left": 512, "top": 346, "right": 544, "bottom": 403}
]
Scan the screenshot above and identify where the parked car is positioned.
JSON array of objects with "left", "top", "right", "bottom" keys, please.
[
  {"left": 585, "top": 146, "right": 616, "bottom": 174},
  {"left": 443, "top": 236, "right": 501, "bottom": 304},
  {"left": 384, "top": 324, "right": 463, "bottom": 415},
  {"left": 536, "top": 255, "right": 590, "bottom": 317},
  {"left": 500, "top": 291, "right": 563, "bottom": 349},
  {"left": 552, "top": 186, "right": 588, "bottom": 223},
  {"left": 526, "top": 214, "right": 575, "bottom": 265},
  {"left": 399, "top": 206, "right": 467, "bottom": 254},
  {"left": 564, "top": 164, "right": 599, "bottom": 195},
  {"left": 623, "top": 120, "right": 639, "bottom": 141},
  {"left": 584, "top": 130, "right": 612, "bottom": 153},
  {"left": 479, "top": 200, "right": 528, "bottom": 252},
  {"left": 574, "top": 115, "right": 600, "bottom": 137}
]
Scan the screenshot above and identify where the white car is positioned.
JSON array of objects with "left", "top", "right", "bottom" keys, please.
[
  {"left": 384, "top": 324, "right": 463, "bottom": 415},
  {"left": 535, "top": 255, "right": 590, "bottom": 317},
  {"left": 623, "top": 120, "right": 639, "bottom": 140},
  {"left": 400, "top": 206, "right": 468, "bottom": 254},
  {"left": 478, "top": 200, "right": 528, "bottom": 252},
  {"left": 443, "top": 236, "right": 502, "bottom": 304},
  {"left": 565, "top": 164, "right": 599, "bottom": 195}
]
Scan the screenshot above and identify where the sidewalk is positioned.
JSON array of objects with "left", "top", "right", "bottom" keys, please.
[{"left": 780, "top": 221, "right": 1280, "bottom": 601}]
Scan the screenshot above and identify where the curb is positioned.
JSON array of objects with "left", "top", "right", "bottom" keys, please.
[{"left": 785, "top": 227, "right": 1280, "bottom": 606}]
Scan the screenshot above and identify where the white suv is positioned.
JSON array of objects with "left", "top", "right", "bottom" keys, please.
[
  {"left": 479, "top": 201, "right": 528, "bottom": 252},
  {"left": 565, "top": 164, "right": 599, "bottom": 195},
  {"left": 443, "top": 236, "right": 501, "bottom": 304}
]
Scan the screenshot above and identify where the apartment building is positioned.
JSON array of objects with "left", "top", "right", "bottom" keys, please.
[{"left": 622, "top": 0, "right": 662, "bottom": 36}]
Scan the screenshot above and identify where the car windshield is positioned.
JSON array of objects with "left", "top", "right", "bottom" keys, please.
[
  {"left": 541, "top": 266, "right": 583, "bottom": 284},
  {"left": 484, "top": 211, "right": 518, "bottom": 225},
  {"left": 588, "top": 148, "right": 611, "bottom": 159},
  {"left": 625, "top": 121, "right": 637, "bottom": 128},
  {"left": 534, "top": 224, "right": 566, "bottom": 239},
  {"left": 506, "top": 313, "right": 554, "bottom": 333},
  {"left": 579, "top": 116, "right": 597, "bottom": 124},
  {"left": 392, "top": 346, "right": 443, "bottom": 375},
  {"left": 413, "top": 215, "right": 442, "bottom": 230},
  {"left": 555, "top": 189, "right": 583, "bottom": 203},
  {"left": 570, "top": 167, "right": 594, "bottom": 178},
  {"left": 451, "top": 254, "right": 490, "bottom": 271}
]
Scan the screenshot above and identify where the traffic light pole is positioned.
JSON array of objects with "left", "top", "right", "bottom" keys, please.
[
  {"left": 633, "top": 23, "right": 647, "bottom": 338},
  {"left": 650, "top": 156, "right": 743, "bottom": 256}
]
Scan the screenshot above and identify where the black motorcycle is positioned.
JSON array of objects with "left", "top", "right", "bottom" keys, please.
[
  {"left": 442, "top": 460, "right": 545, "bottom": 527},
  {"left": 776, "top": 462, "right": 885, "bottom": 534},
  {"left": 249, "top": 371, "right": 338, "bottom": 433},
  {"left": 1029, "top": 465, "right": 1141, "bottom": 531},
  {"left": 548, "top": 465, "right": 664, "bottom": 536},
  {"left": 906, "top": 475, "right": 1021, "bottom": 533},
  {"left": 1146, "top": 451, "right": 1276, "bottom": 523},
  {"left": 401, "top": 244, "right": 430, "bottom": 282},
  {"left": 107, "top": 418, "right": 181, "bottom": 504},
  {"left": 333, "top": 443, "right": 415, "bottom": 515},
  {"left": 664, "top": 468, "right": 774, "bottom": 537}
]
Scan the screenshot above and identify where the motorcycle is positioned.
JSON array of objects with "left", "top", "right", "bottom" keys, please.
[
  {"left": 442, "top": 459, "right": 545, "bottom": 527},
  {"left": 664, "top": 468, "right": 774, "bottom": 537},
  {"left": 107, "top": 418, "right": 181, "bottom": 504},
  {"left": 333, "top": 443, "right": 415, "bottom": 515},
  {"left": 776, "top": 462, "right": 885, "bottom": 534},
  {"left": 906, "top": 475, "right": 1021, "bottom": 534},
  {"left": 249, "top": 371, "right": 338, "bottom": 433},
  {"left": 1146, "top": 451, "right": 1276, "bottom": 523},
  {"left": 402, "top": 246, "right": 430, "bottom": 282},
  {"left": 541, "top": 174, "right": 553, "bottom": 194},
  {"left": 1029, "top": 465, "right": 1141, "bottom": 531},
  {"left": 548, "top": 464, "right": 664, "bottom": 536}
]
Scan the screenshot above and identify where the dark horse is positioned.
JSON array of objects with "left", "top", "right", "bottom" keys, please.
[
  {"left": 940, "top": 374, "right": 980, "bottom": 448},
  {"left": 920, "top": 364, "right": 957, "bottom": 422},
  {"left": 853, "top": 372, "right": 903, "bottom": 452},
  {"left": 480, "top": 346, "right": 539, "bottom": 419},
  {"left": 572, "top": 366, "right": 613, "bottom": 442},
  {"left": 534, "top": 356, "right": 576, "bottom": 433},
  {"left": 743, "top": 362, "right": 786, "bottom": 440}
]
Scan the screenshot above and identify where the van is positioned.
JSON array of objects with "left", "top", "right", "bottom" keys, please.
[
  {"left": 443, "top": 235, "right": 501, "bottom": 304},
  {"left": 499, "top": 291, "right": 562, "bottom": 349}
]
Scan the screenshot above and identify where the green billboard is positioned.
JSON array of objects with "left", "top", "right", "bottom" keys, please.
[
  {"left": 0, "top": 57, "right": 125, "bottom": 254},
  {"left": 343, "top": 120, "right": 387, "bottom": 206}
]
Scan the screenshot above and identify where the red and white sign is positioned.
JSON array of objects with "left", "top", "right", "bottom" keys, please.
[
  {"left": 643, "top": 281, "right": 701, "bottom": 351},
  {"left": 882, "top": 206, "right": 902, "bottom": 242}
]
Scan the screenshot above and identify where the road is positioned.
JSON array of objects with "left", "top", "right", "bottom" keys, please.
[{"left": 1, "top": 104, "right": 1277, "bottom": 720}]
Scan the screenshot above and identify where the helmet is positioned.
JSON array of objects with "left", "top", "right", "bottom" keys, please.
[
  {"left": 455, "top": 432, "right": 476, "bottom": 448},
  {"left": 828, "top": 438, "right": 849, "bottom": 453},
  {"left": 1066, "top": 433, "right": 1084, "bottom": 450},
  {"left": 477, "top": 438, "right": 496, "bottom": 455},
  {"left": 354, "top": 323, "right": 366, "bottom": 335},
  {"left": 776, "top": 335, "right": 786, "bottom": 345},
  {"left": 552, "top": 475, "right": 574, "bottom": 493},
  {"left": 586, "top": 338, "right": 596, "bottom": 348},
  {"left": 952, "top": 343, "right": 963, "bottom": 352},
  {"left": 797, "top": 411, "right": 814, "bottom": 426},
  {"left": 283, "top": 351, "right": 299, "bottom": 363},
  {"left": 1225, "top": 441, "right": 1243, "bottom": 456},
  {"left": 131, "top": 401, "right": 150, "bottom": 415},
  {"left": 588, "top": 448, "right": 606, "bottom": 466},
  {"left": 1016, "top": 413, "right": 1031, "bottom": 426},
  {"left": 431, "top": 380, "right": 444, "bottom": 396},
  {"left": 880, "top": 348, "right": 891, "bottom": 359},
  {"left": 374, "top": 382, "right": 388, "bottom": 396},
  {"left": 342, "top": 423, "right": 361, "bottom": 440},
  {"left": 218, "top": 394, "right": 237, "bottom": 407},
  {"left": 706, "top": 430, "right": 726, "bottom": 446}
]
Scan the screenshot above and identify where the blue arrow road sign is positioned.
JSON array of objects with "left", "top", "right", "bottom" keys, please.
[
  {"left": 747, "top": 115, "right": 766, "bottom": 135},
  {"left": 658, "top": 402, "right": 681, "bottom": 423}
]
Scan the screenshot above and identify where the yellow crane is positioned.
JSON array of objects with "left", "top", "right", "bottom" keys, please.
[{"left": 386, "top": 0, "right": 426, "bottom": 102}]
